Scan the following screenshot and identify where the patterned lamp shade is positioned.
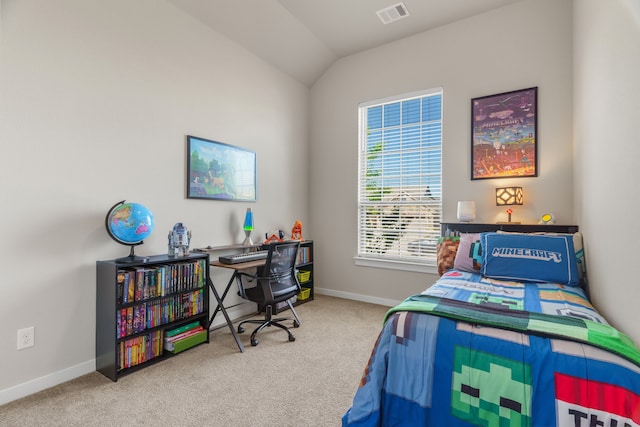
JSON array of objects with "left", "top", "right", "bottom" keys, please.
[{"left": 495, "top": 187, "right": 524, "bottom": 206}]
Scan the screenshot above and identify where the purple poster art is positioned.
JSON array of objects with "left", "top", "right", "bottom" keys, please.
[{"left": 471, "top": 87, "right": 537, "bottom": 180}]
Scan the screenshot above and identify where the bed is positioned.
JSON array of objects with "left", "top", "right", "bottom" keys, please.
[{"left": 343, "top": 224, "right": 640, "bottom": 427}]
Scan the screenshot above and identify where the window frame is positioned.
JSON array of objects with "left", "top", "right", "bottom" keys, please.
[{"left": 354, "top": 88, "right": 443, "bottom": 274}]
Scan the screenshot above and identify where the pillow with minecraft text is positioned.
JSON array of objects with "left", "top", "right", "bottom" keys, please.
[{"left": 481, "top": 232, "right": 579, "bottom": 286}]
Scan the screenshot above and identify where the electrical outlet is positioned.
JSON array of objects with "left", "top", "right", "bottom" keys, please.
[{"left": 17, "top": 326, "right": 35, "bottom": 350}]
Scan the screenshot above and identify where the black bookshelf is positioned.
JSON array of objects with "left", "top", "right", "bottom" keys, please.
[
  {"left": 295, "top": 240, "right": 314, "bottom": 305},
  {"left": 96, "top": 253, "right": 210, "bottom": 381}
]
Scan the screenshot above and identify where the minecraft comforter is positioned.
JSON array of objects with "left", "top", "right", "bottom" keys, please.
[{"left": 343, "top": 270, "right": 640, "bottom": 427}]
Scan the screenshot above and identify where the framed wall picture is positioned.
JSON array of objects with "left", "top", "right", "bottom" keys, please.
[
  {"left": 186, "top": 135, "right": 256, "bottom": 201},
  {"left": 471, "top": 87, "right": 538, "bottom": 180}
]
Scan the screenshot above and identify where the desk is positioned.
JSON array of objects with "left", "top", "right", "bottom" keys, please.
[{"left": 208, "top": 259, "right": 266, "bottom": 353}]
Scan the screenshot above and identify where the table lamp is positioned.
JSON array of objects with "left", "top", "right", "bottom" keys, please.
[
  {"left": 456, "top": 201, "right": 476, "bottom": 222},
  {"left": 496, "top": 187, "right": 523, "bottom": 223},
  {"left": 242, "top": 208, "right": 254, "bottom": 245}
]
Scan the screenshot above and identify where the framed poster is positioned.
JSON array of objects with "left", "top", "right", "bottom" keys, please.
[
  {"left": 186, "top": 135, "right": 256, "bottom": 201},
  {"left": 471, "top": 87, "right": 537, "bottom": 180}
]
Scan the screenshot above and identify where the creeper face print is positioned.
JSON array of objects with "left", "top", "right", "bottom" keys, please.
[
  {"left": 451, "top": 346, "right": 532, "bottom": 427},
  {"left": 466, "top": 240, "right": 483, "bottom": 269}
]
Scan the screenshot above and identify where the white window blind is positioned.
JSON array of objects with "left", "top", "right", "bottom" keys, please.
[{"left": 357, "top": 89, "right": 442, "bottom": 266}]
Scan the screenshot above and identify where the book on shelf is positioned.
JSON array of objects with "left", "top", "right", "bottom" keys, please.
[
  {"left": 117, "top": 272, "right": 125, "bottom": 304},
  {"left": 164, "top": 322, "right": 205, "bottom": 352},
  {"left": 165, "top": 326, "right": 204, "bottom": 343},
  {"left": 126, "top": 271, "right": 134, "bottom": 303},
  {"left": 297, "top": 246, "right": 311, "bottom": 264},
  {"left": 117, "top": 330, "right": 164, "bottom": 371},
  {"left": 132, "top": 304, "right": 146, "bottom": 334},
  {"left": 117, "top": 288, "right": 205, "bottom": 337},
  {"left": 116, "top": 270, "right": 136, "bottom": 304},
  {"left": 116, "top": 259, "right": 208, "bottom": 306},
  {"left": 165, "top": 320, "right": 201, "bottom": 337},
  {"left": 126, "top": 307, "right": 133, "bottom": 336},
  {"left": 136, "top": 267, "right": 152, "bottom": 299}
]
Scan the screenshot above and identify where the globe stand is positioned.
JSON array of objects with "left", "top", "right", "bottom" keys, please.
[{"left": 116, "top": 243, "right": 149, "bottom": 264}]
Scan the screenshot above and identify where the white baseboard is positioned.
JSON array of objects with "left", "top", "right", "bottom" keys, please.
[
  {"left": 315, "top": 287, "right": 400, "bottom": 308},
  {"left": 1, "top": 305, "right": 255, "bottom": 406},
  {"left": 0, "top": 359, "right": 95, "bottom": 406},
  {"left": 0, "top": 290, "right": 394, "bottom": 406}
]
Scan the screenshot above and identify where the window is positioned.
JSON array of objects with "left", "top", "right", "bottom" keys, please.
[{"left": 356, "top": 88, "right": 442, "bottom": 272}]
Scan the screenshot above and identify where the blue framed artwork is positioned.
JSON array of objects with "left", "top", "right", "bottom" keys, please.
[{"left": 187, "top": 135, "right": 256, "bottom": 201}]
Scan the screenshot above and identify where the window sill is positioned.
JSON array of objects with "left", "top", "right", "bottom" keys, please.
[{"left": 353, "top": 256, "right": 437, "bottom": 274}]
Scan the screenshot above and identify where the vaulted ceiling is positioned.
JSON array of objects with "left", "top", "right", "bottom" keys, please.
[{"left": 168, "top": 0, "right": 524, "bottom": 86}]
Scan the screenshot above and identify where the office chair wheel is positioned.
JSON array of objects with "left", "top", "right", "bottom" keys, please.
[
  {"left": 288, "top": 333, "right": 295, "bottom": 342},
  {"left": 238, "top": 325, "right": 245, "bottom": 334},
  {"left": 293, "top": 320, "right": 300, "bottom": 328},
  {"left": 251, "top": 338, "right": 259, "bottom": 346}
]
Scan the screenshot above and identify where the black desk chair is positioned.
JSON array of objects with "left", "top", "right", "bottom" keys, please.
[{"left": 236, "top": 241, "right": 302, "bottom": 346}]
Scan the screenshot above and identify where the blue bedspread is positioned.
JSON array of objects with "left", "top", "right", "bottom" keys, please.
[{"left": 343, "top": 270, "right": 640, "bottom": 427}]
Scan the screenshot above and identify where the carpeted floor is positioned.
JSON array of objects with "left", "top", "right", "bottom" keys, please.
[{"left": 0, "top": 295, "right": 390, "bottom": 427}]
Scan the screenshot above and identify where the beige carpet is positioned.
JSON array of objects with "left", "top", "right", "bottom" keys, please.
[{"left": 0, "top": 295, "right": 390, "bottom": 427}]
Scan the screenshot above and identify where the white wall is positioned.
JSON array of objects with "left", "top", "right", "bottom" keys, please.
[
  {"left": 0, "top": 0, "right": 309, "bottom": 402},
  {"left": 3, "top": 0, "right": 638, "bottom": 407},
  {"left": 309, "top": 0, "right": 574, "bottom": 303},
  {"left": 574, "top": 0, "right": 640, "bottom": 345}
]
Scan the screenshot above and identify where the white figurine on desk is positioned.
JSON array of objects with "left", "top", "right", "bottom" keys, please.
[{"left": 168, "top": 222, "right": 191, "bottom": 257}]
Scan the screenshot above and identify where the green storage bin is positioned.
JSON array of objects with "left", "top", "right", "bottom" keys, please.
[{"left": 165, "top": 330, "right": 207, "bottom": 354}]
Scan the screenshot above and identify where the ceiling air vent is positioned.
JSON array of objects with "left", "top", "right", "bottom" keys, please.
[{"left": 376, "top": 2, "right": 410, "bottom": 25}]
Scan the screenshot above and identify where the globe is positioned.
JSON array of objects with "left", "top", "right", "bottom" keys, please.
[{"left": 105, "top": 201, "right": 155, "bottom": 261}]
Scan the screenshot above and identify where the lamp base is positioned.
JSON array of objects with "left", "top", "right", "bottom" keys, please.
[
  {"left": 242, "top": 231, "right": 253, "bottom": 246},
  {"left": 496, "top": 221, "right": 521, "bottom": 224}
]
